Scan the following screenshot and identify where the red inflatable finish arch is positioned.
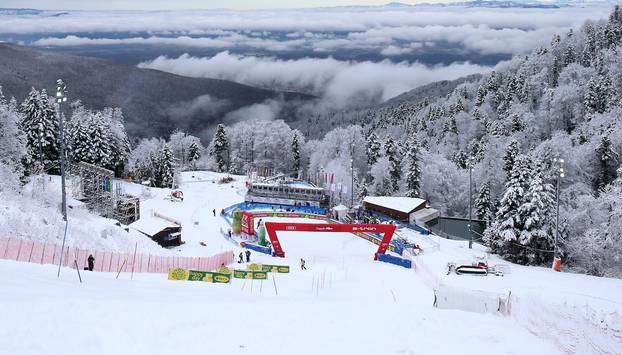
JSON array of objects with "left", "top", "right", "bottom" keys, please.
[{"left": 264, "top": 222, "right": 397, "bottom": 260}]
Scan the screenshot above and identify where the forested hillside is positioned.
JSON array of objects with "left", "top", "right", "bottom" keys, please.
[{"left": 193, "top": 6, "right": 622, "bottom": 276}]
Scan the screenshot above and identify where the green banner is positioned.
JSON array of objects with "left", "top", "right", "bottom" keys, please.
[
  {"left": 261, "top": 264, "right": 290, "bottom": 273},
  {"left": 188, "top": 270, "right": 231, "bottom": 283},
  {"left": 233, "top": 269, "right": 268, "bottom": 280}
]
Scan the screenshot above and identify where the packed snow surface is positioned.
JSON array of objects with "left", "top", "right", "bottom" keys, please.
[{"left": 1, "top": 170, "right": 620, "bottom": 354}]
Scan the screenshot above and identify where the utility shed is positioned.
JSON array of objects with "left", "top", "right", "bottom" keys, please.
[
  {"left": 130, "top": 214, "right": 182, "bottom": 247},
  {"left": 362, "top": 196, "right": 427, "bottom": 222}
]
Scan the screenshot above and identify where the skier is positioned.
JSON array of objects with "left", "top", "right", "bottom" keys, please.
[
  {"left": 228, "top": 229, "right": 232, "bottom": 238},
  {"left": 238, "top": 252, "right": 244, "bottom": 263},
  {"left": 87, "top": 254, "right": 95, "bottom": 271},
  {"left": 213, "top": 209, "right": 216, "bottom": 216},
  {"left": 245, "top": 250, "right": 251, "bottom": 263},
  {"left": 300, "top": 258, "right": 306, "bottom": 270}
]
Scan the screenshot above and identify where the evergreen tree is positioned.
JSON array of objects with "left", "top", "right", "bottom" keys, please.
[
  {"left": 384, "top": 137, "right": 401, "bottom": 193},
  {"left": 38, "top": 89, "right": 59, "bottom": 171},
  {"left": 159, "top": 144, "right": 174, "bottom": 188},
  {"left": 188, "top": 142, "right": 201, "bottom": 170},
  {"left": 595, "top": 135, "right": 616, "bottom": 193},
  {"left": 405, "top": 137, "right": 421, "bottom": 197},
  {"left": 503, "top": 140, "right": 520, "bottom": 178},
  {"left": 210, "top": 124, "right": 229, "bottom": 173},
  {"left": 86, "top": 113, "right": 112, "bottom": 167},
  {"left": 68, "top": 118, "right": 90, "bottom": 164},
  {"left": 0, "top": 95, "right": 26, "bottom": 180},
  {"left": 484, "top": 156, "right": 530, "bottom": 258},
  {"left": 291, "top": 132, "right": 301, "bottom": 176},
  {"left": 510, "top": 114, "right": 524, "bottom": 132},
  {"left": 365, "top": 132, "right": 381, "bottom": 167},
  {"left": 475, "top": 182, "right": 494, "bottom": 224},
  {"left": 517, "top": 167, "right": 555, "bottom": 265}
]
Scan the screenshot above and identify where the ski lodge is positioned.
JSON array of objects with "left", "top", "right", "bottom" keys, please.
[{"left": 362, "top": 196, "right": 439, "bottom": 225}]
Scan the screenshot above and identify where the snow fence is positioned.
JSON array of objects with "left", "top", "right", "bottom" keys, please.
[{"left": 0, "top": 237, "right": 234, "bottom": 274}]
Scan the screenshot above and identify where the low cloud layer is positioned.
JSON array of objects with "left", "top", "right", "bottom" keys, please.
[
  {"left": 139, "top": 52, "right": 490, "bottom": 109},
  {"left": 7, "top": 5, "right": 611, "bottom": 60}
]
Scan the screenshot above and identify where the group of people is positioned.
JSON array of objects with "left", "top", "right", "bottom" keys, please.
[{"left": 238, "top": 250, "right": 251, "bottom": 263}]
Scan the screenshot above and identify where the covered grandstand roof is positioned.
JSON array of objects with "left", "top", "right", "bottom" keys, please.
[{"left": 362, "top": 196, "right": 426, "bottom": 214}]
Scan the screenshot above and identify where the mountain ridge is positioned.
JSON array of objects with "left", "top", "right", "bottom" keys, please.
[{"left": 0, "top": 43, "right": 312, "bottom": 141}]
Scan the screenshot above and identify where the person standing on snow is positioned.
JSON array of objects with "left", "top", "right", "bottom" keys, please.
[
  {"left": 213, "top": 209, "right": 216, "bottom": 216},
  {"left": 300, "top": 258, "right": 306, "bottom": 270},
  {"left": 87, "top": 254, "right": 95, "bottom": 271},
  {"left": 245, "top": 250, "right": 251, "bottom": 263},
  {"left": 238, "top": 252, "right": 244, "bottom": 263}
]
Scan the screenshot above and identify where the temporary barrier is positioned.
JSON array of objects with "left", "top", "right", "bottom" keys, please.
[
  {"left": 433, "top": 284, "right": 510, "bottom": 314},
  {"left": 377, "top": 253, "right": 412, "bottom": 269},
  {"left": 0, "top": 237, "right": 234, "bottom": 274},
  {"left": 240, "top": 242, "right": 272, "bottom": 255},
  {"left": 264, "top": 222, "right": 396, "bottom": 260}
]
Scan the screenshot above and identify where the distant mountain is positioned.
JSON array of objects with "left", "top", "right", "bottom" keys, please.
[
  {"left": 0, "top": 44, "right": 312, "bottom": 141},
  {"left": 411, "top": 1, "right": 560, "bottom": 8}
]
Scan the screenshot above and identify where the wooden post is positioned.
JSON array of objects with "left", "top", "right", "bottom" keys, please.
[
  {"left": 131, "top": 242, "right": 138, "bottom": 280},
  {"left": 272, "top": 275, "right": 278, "bottom": 295},
  {"left": 116, "top": 258, "right": 127, "bottom": 279},
  {"left": 73, "top": 251, "right": 82, "bottom": 284}
]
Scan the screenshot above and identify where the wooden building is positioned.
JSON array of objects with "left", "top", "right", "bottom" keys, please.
[{"left": 362, "top": 196, "right": 427, "bottom": 222}]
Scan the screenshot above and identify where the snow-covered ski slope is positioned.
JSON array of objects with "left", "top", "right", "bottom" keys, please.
[{"left": 1, "top": 171, "right": 620, "bottom": 354}]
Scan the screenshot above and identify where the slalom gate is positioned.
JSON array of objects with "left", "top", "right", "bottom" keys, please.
[
  {"left": 0, "top": 237, "right": 234, "bottom": 274},
  {"left": 264, "top": 222, "right": 397, "bottom": 260}
]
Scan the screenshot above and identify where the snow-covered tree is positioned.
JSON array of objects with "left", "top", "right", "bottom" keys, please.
[
  {"left": 594, "top": 135, "right": 617, "bottom": 193},
  {"left": 484, "top": 155, "right": 531, "bottom": 259},
  {"left": 503, "top": 140, "right": 520, "bottom": 178},
  {"left": 20, "top": 87, "right": 59, "bottom": 173},
  {"left": 384, "top": 137, "right": 401, "bottom": 193},
  {"left": 187, "top": 141, "right": 201, "bottom": 170},
  {"left": 366, "top": 132, "right": 381, "bottom": 167},
  {"left": 405, "top": 137, "right": 421, "bottom": 198},
  {"left": 475, "top": 182, "right": 494, "bottom": 224},
  {"left": 169, "top": 130, "right": 201, "bottom": 170},
  {"left": 210, "top": 124, "right": 229, "bottom": 173},
  {"left": 292, "top": 132, "right": 301, "bottom": 176},
  {"left": 158, "top": 144, "right": 174, "bottom": 188},
  {"left": 516, "top": 167, "right": 556, "bottom": 264},
  {"left": 127, "top": 138, "right": 165, "bottom": 183},
  {"left": 0, "top": 92, "right": 26, "bottom": 187}
]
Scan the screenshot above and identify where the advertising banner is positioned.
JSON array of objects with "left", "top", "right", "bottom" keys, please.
[
  {"left": 261, "top": 264, "right": 290, "bottom": 273},
  {"left": 233, "top": 269, "right": 268, "bottom": 280},
  {"left": 168, "top": 267, "right": 189, "bottom": 281},
  {"left": 188, "top": 270, "right": 232, "bottom": 283}
]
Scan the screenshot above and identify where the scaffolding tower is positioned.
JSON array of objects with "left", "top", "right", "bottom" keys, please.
[{"left": 71, "top": 162, "right": 140, "bottom": 225}]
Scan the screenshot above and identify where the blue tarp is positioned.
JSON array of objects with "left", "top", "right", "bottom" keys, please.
[
  {"left": 241, "top": 242, "right": 272, "bottom": 255},
  {"left": 377, "top": 253, "right": 412, "bottom": 269}
]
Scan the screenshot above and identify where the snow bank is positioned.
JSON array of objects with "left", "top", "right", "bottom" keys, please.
[
  {"left": 0, "top": 175, "right": 166, "bottom": 254},
  {"left": 510, "top": 293, "right": 622, "bottom": 354}
]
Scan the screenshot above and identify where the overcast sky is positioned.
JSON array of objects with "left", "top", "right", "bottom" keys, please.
[{"left": 0, "top": 0, "right": 446, "bottom": 10}]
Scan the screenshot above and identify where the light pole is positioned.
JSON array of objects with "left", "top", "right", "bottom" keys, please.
[
  {"left": 55, "top": 79, "right": 68, "bottom": 278},
  {"left": 55, "top": 79, "right": 68, "bottom": 221},
  {"left": 468, "top": 156, "right": 474, "bottom": 249},
  {"left": 350, "top": 142, "right": 356, "bottom": 208},
  {"left": 350, "top": 158, "right": 354, "bottom": 208},
  {"left": 553, "top": 158, "right": 565, "bottom": 258}
]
